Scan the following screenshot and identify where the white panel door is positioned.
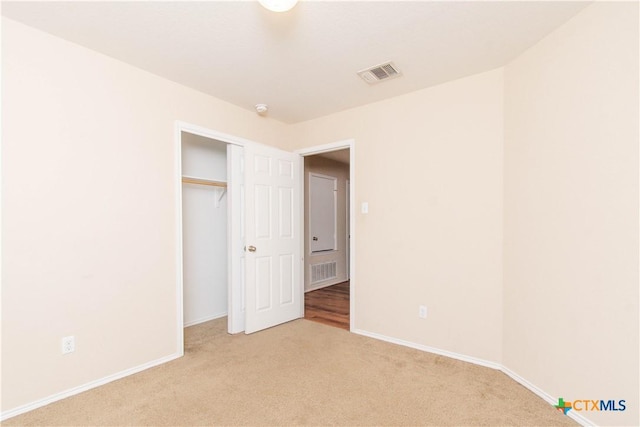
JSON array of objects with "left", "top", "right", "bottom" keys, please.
[
  {"left": 244, "top": 143, "right": 302, "bottom": 334},
  {"left": 309, "top": 173, "right": 337, "bottom": 252}
]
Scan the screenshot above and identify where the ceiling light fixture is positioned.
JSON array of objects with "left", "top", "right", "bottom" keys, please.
[{"left": 258, "top": 0, "right": 298, "bottom": 13}]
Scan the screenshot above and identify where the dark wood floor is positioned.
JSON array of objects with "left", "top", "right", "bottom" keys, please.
[{"left": 304, "top": 281, "right": 350, "bottom": 330}]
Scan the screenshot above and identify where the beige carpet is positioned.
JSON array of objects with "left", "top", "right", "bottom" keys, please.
[{"left": 5, "top": 318, "right": 576, "bottom": 426}]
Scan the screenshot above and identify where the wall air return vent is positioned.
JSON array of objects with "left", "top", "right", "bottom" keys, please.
[
  {"left": 311, "top": 261, "right": 337, "bottom": 284},
  {"left": 357, "top": 62, "right": 401, "bottom": 85}
]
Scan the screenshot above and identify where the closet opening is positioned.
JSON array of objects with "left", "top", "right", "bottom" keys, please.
[{"left": 180, "top": 131, "right": 229, "bottom": 342}]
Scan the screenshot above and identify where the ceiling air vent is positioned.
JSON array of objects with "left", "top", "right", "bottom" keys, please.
[{"left": 357, "top": 62, "right": 401, "bottom": 85}]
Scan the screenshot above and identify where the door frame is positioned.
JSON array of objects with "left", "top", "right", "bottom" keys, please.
[
  {"left": 295, "top": 139, "right": 356, "bottom": 331},
  {"left": 346, "top": 179, "right": 350, "bottom": 279},
  {"left": 174, "top": 121, "right": 256, "bottom": 354}
]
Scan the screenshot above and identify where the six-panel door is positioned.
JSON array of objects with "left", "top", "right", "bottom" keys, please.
[{"left": 244, "top": 143, "right": 302, "bottom": 334}]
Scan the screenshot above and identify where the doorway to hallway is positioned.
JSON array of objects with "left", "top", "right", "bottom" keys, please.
[{"left": 299, "top": 145, "right": 352, "bottom": 331}]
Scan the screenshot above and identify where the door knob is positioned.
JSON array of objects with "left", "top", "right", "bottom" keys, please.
[{"left": 246, "top": 245, "right": 257, "bottom": 252}]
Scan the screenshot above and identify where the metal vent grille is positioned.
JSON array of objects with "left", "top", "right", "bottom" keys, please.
[
  {"left": 358, "top": 62, "right": 401, "bottom": 84},
  {"left": 311, "top": 261, "right": 337, "bottom": 284}
]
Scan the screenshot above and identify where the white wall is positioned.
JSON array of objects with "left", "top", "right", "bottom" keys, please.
[
  {"left": 503, "top": 3, "right": 639, "bottom": 426},
  {"left": 1, "top": 17, "right": 288, "bottom": 415},
  {"left": 304, "top": 156, "right": 349, "bottom": 291},
  {"left": 181, "top": 133, "right": 227, "bottom": 326},
  {"left": 289, "top": 68, "right": 505, "bottom": 364}
]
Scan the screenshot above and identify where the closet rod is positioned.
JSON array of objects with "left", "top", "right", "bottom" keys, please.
[{"left": 182, "top": 176, "right": 227, "bottom": 188}]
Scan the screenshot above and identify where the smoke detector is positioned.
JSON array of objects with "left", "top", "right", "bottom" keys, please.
[
  {"left": 255, "top": 104, "right": 268, "bottom": 115},
  {"left": 357, "top": 62, "right": 401, "bottom": 85}
]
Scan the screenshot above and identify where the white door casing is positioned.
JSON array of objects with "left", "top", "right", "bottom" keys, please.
[
  {"left": 227, "top": 144, "right": 245, "bottom": 334},
  {"left": 244, "top": 143, "right": 302, "bottom": 334},
  {"left": 346, "top": 179, "right": 350, "bottom": 279}
]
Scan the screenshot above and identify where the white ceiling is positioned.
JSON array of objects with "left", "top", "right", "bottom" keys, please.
[{"left": 2, "top": 1, "right": 589, "bottom": 124}]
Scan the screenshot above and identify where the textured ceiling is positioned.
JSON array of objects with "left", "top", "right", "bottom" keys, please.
[{"left": 2, "top": 1, "right": 590, "bottom": 123}]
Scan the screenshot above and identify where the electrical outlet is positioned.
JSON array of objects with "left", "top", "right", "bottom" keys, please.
[
  {"left": 61, "top": 336, "right": 75, "bottom": 354},
  {"left": 418, "top": 305, "right": 428, "bottom": 319}
]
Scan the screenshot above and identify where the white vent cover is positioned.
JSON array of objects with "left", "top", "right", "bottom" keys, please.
[
  {"left": 311, "top": 261, "right": 337, "bottom": 284},
  {"left": 357, "top": 62, "right": 401, "bottom": 84}
]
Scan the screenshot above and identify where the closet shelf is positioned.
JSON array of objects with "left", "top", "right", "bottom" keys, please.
[
  {"left": 182, "top": 176, "right": 227, "bottom": 206},
  {"left": 182, "top": 176, "right": 227, "bottom": 188}
]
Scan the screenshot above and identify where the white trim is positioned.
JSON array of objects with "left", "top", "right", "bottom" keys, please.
[
  {"left": 0, "top": 352, "right": 181, "bottom": 422},
  {"left": 296, "top": 140, "right": 354, "bottom": 156},
  {"left": 176, "top": 121, "right": 251, "bottom": 147},
  {"left": 352, "top": 328, "right": 501, "bottom": 370},
  {"left": 298, "top": 157, "right": 306, "bottom": 318},
  {"left": 295, "top": 139, "right": 355, "bottom": 331},
  {"left": 348, "top": 144, "right": 355, "bottom": 332},
  {"left": 183, "top": 311, "right": 228, "bottom": 328},
  {"left": 305, "top": 278, "right": 348, "bottom": 293},
  {"left": 174, "top": 122, "right": 185, "bottom": 357},
  {"left": 346, "top": 179, "right": 350, "bottom": 279},
  {"left": 227, "top": 144, "right": 245, "bottom": 334},
  {"left": 501, "top": 367, "right": 595, "bottom": 427},
  {"left": 308, "top": 249, "right": 338, "bottom": 257}
]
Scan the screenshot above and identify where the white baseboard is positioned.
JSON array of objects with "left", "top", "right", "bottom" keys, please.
[
  {"left": 351, "top": 328, "right": 501, "bottom": 370},
  {"left": 183, "top": 311, "right": 227, "bottom": 328},
  {"left": 305, "top": 278, "right": 348, "bottom": 293},
  {"left": 0, "top": 352, "right": 182, "bottom": 422},
  {"left": 352, "top": 328, "right": 596, "bottom": 426},
  {"left": 501, "top": 366, "right": 595, "bottom": 427}
]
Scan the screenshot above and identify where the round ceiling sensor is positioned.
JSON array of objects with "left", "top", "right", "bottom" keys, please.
[{"left": 255, "top": 104, "right": 268, "bottom": 115}]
